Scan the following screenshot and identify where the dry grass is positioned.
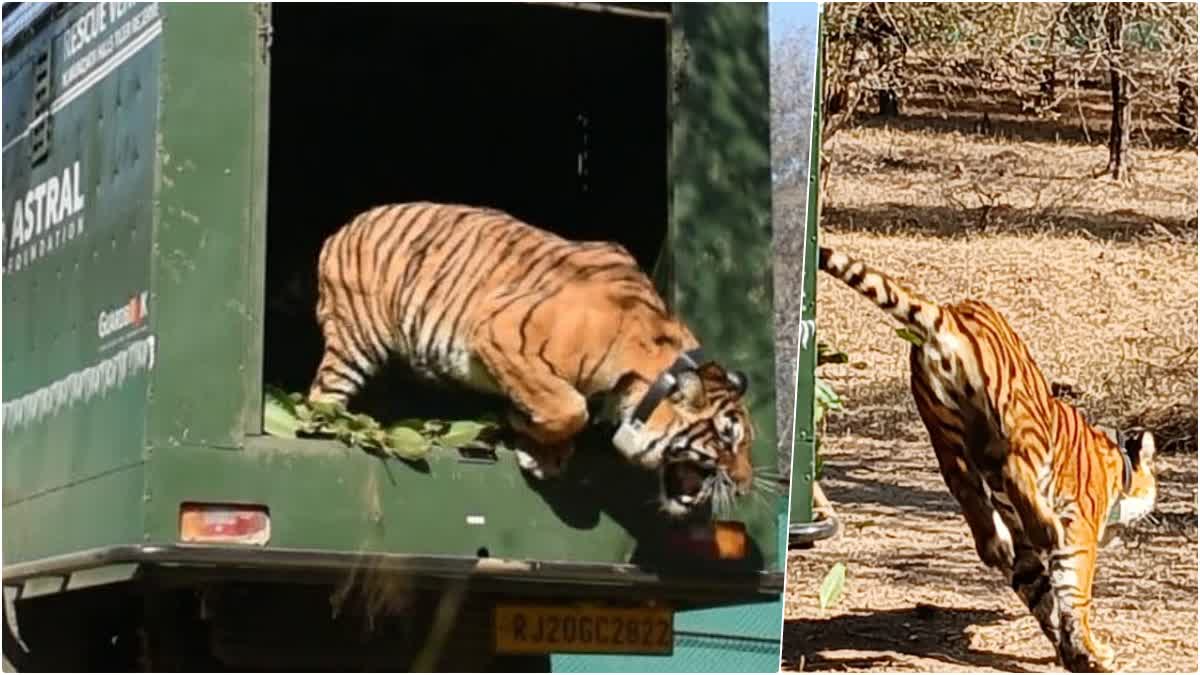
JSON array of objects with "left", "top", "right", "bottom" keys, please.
[
  {"left": 783, "top": 120, "right": 1197, "bottom": 672},
  {"left": 815, "top": 230, "right": 1198, "bottom": 451},
  {"left": 818, "top": 125, "right": 1198, "bottom": 449},
  {"left": 825, "top": 126, "right": 1196, "bottom": 237}
]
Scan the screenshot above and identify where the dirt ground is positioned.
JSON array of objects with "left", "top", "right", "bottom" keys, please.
[{"left": 780, "top": 113, "right": 1197, "bottom": 672}]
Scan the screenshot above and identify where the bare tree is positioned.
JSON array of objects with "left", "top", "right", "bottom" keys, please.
[
  {"left": 820, "top": 3, "right": 1197, "bottom": 182},
  {"left": 821, "top": 4, "right": 1061, "bottom": 139},
  {"left": 770, "top": 19, "right": 818, "bottom": 188},
  {"left": 1040, "top": 3, "right": 1196, "bottom": 177},
  {"left": 1104, "top": 5, "right": 1134, "bottom": 179}
]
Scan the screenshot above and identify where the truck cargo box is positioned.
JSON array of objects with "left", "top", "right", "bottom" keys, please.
[{"left": 2, "top": 3, "right": 815, "bottom": 671}]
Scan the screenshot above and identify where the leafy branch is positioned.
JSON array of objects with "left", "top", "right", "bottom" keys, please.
[{"left": 263, "top": 386, "right": 500, "bottom": 461}]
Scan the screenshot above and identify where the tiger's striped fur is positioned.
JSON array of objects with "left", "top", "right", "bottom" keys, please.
[
  {"left": 307, "top": 202, "right": 755, "bottom": 517},
  {"left": 819, "top": 246, "right": 1157, "bottom": 673}
]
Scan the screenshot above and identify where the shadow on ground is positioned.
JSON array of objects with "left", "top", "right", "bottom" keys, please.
[
  {"left": 782, "top": 603, "right": 1052, "bottom": 673},
  {"left": 850, "top": 96, "right": 1193, "bottom": 150},
  {"left": 822, "top": 203, "right": 1196, "bottom": 242},
  {"left": 820, "top": 452, "right": 959, "bottom": 516}
]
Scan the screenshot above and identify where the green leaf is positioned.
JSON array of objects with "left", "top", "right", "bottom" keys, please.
[
  {"left": 345, "top": 412, "right": 381, "bottom": 432},
  {"left": 386, "top": 426, "right": 434, "bottom": 460},
  {"left": 264, "top": 385, "right": 298, "bottom": 415},
  {"left": 263, "top": 393, "right": 302, "bottom": 438},
  {"left": 896, "top": 327, "right": 925, "bottom": 347},
  {"left": 392, "top": 418, "right": 429, "bottom": 432},
  {"left": 813, "top": 377, "right": 844, "bottom": 429},
  {"left": 815, "top": 378, "right": 843, "bottom": 411},
  {"left": 818, "top": 562, "right": 847, "bottom": 610},
  {"left": 309, "top": 399, "right": 345, "bottom": 419},
  {"left": 294, "top": 403, "right": 314, "bottom": 424},
  {"left": 438, "top": 420, "right": 493, "bottom": 448}
]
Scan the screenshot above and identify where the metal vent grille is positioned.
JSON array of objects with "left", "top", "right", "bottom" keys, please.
[{"left": 29, "top": 46, "right": 51, "bottom": 166}]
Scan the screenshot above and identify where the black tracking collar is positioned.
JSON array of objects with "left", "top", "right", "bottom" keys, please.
[
  {"left": 1116, "top": 430, "right": 1134, "bottom": 493},
  {"left": 630, "top": 349, "right": 706, "bottom": 424}
]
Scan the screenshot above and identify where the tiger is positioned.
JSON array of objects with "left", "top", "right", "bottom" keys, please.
[
  {"left": 305, "top": 201, "right": 755, "bottom": 518},
  {"left": 818, "top": 246, "right": 1157, "bottom": 673}
]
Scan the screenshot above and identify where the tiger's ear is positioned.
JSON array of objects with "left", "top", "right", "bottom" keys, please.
[
  {"left": 727, "top": 370, "right": 748, "bottom": 398},
  {"left": 1121, "top": 429, "right": 1156, "bottom": 467},
  {"left": 1136, "top": 430, "right": 1156, "bottom": 464},
  {"left": 673, "top": 370, "right": 706, "bottom": 409}
]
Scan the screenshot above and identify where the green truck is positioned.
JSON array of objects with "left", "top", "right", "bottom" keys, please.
[{"left": 2, "top": 3, "right": 819, "bottom": 671}]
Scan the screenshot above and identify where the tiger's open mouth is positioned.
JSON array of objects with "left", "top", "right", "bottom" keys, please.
[{"left": 660, "top": 460, "right": 715, "bottom": 517}]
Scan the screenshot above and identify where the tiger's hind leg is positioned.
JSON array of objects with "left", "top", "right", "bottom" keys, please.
[
  {"left": 927, "top": 431, "right": 1015, "bottom": 573},
  {"left": 1001, "top": 420, "right": 1065, "bottom": 553},
  {"left": 307, "top": 313, "right": 387, "bottom": 408},
  {"left": 912, "top": 373, "right": 1014, "bottom": 573}
]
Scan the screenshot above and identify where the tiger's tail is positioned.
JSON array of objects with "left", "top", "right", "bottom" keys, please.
[{"left": 818, "top": 246, "right": 942, "bottom": 341}]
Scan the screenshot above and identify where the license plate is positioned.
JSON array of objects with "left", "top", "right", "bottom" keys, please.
[{"left": 494, "top": 604, "right": 673, "bottom": 655}]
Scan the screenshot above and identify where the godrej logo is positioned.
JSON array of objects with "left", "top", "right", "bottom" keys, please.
[{"left": 98, "top": 291, "right": 150, "bottom": 339}]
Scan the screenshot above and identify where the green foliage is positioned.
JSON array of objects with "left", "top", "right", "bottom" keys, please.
[
  {"left": 818, "top": 561, "right": 847, "bottom": 610},
  {"left": 263, "top": 386, "right": 500, "bottom": 460},
  {"left": 813, "top": 377, "right": 844, "bottom": 427},
  {"left": 895, "top": 327, "right": 925, "bottom": 347},
  {"left": 812, "top": 341, "right": 848, "bottom": 481}
]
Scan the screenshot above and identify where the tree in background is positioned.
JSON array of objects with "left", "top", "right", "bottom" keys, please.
[
  {"left": 1103, "top": 4, "right": 1135, "bottom": 180},
  {"left": 1049, "top": 3, "right": 1196, "bottom": 178},
  {"left": 770, "top": 17, "right": 818, "bottom": 188},
  {"left": 814, "top": 2, "right": 1197, "bottom": 182}
]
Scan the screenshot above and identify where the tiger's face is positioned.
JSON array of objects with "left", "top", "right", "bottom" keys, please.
[{"left": 644, "top": 362, "right": 755, "bottom": 519}]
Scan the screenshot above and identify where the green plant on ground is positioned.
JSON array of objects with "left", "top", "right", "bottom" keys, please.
[
  {"left": 814, "top": 341, "right": 848, "bottom": 480},
  {"left": 814, "top": 343, "right": 850, "bottom": 609},
  {"left": 818, "top": 561, "right": 847, "bottom": 610}
]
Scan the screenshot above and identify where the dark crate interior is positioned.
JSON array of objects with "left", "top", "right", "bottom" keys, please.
[{"left": 262, "top": 3, "right": 669, "bottom": 420}]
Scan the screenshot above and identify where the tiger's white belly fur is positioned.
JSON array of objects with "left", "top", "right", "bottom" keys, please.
[{"left": 402, "top": 336, "right": 504, "bottom": 397}]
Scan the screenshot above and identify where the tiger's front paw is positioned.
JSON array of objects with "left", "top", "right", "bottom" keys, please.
[
  {"left": 1060, "top": 650, "right": 1115, "bottom": 673},
  {"left": 513, "top": 440, "right": 574, "bottom": 479},
  {"left": 1087, "top": 638, "right": 1116, "bottom": 673},
  {"left": 1059, "top": 634, "right": 1116, "bottom": 673}
]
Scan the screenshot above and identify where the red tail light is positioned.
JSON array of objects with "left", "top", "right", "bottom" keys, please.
[{"left": 179, "top": 503, "right": 271, "bottom": 545}]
